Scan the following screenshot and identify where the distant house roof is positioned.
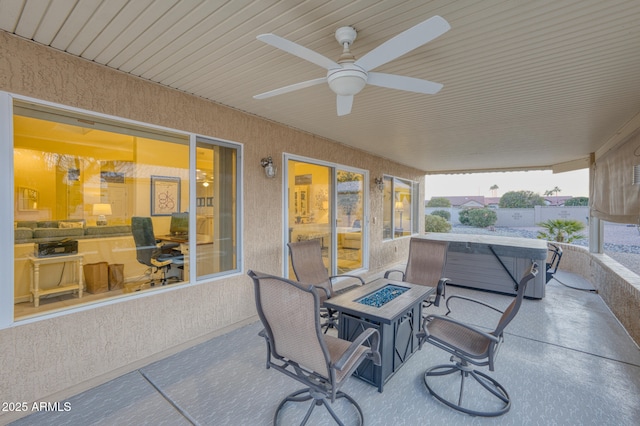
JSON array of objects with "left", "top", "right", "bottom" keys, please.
[
  {"left": 428, "top": 196, "right": 486, "bottom": 207},
  {"left": 543, "top": 195, "right": 573, "bottom": 206}
]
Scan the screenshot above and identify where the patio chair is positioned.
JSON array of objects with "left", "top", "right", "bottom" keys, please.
[
  {"left": 545, "top": 243, "right": 563, "bottom": 283},
  {"left": 247, "top": 270, "right": 381, "bottom": 425},
  {"left": 287, "top": 239, "right": 365, "bottom": 333},
  {"left": 131, "top": 217, "right": 184, "bottom": 286},
  {"left": 384, "top": 237, "right": 450, "bottom": 309},
  {"left": 417, "top": 263, "right": 539, "bottom": 417}
]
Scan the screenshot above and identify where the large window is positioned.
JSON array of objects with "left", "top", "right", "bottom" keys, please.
[
  {"left": 11, "top": 99, "right": 240, "bottom": 320},
  {"left": 383, "top": 176, "right": 419, "bottom": 240}
]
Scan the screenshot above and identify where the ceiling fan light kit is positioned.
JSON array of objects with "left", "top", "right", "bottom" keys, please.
[
  {"left": 327, "top": 65, "right": 367, "bottom": 96},
  {"left": 254, "top": 15, "right": 450, "bottom": 116}
]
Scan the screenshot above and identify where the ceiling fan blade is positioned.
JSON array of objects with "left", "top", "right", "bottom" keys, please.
[
  {"left": 257, "top": 34, "right": 340, "bottom": 70},
  {"left": 368, "top": 72, "right": 443, "bottom": 94},
  {"left": 354, "top": 15, "right": 450, "bottom": 72},
  {"left": 253, "top": 77, "right": 326, "bottom": 99},
  {"left": 337, "top": 95, "right": 353, "bottom": 116}
]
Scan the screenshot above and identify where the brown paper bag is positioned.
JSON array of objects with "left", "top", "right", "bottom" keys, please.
[
  {"left": 108, "top": 264, "right": 125, "bottom": 291},
  {"left": 84, "top": 262, "right": 109, "bottom": 294}
]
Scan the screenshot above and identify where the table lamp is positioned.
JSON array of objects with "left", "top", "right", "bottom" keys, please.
[
  {"left": 395, "top": 200, "right": 404, "bottom": 228},
  {"left": 92, "top": 203, "right": 112, "bottom": 226}
]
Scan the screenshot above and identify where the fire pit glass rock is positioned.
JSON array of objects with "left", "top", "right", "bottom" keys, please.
[{"left": 356, "top": 284, "right": 409, "bottom": 308}]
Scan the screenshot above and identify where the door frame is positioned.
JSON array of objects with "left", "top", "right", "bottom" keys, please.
[{"left": 282, "top": 153, "right": 369, "bottom": 278}]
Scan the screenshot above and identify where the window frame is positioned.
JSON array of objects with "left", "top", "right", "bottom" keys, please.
[
  {"left": 383, "top": 175, "right": 419, "bottom": 240},
  {"left": 2, "top": 91, "right": 243, "bottom": 329}
]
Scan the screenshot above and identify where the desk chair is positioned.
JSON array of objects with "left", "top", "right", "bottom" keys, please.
[
  {"left": 417, "top": 263, "right": 538, "bottom": 417},
  {"left": 288, "top": 239, "right": 365, "bottom": 333},
  {"left": 248, "top": 270, "right": 380, "bottom": 425},
  {"left": 131, "top": 217, "right": 184, "bottom": 286},
  {"left": 384, "top": 237, "right": 450, "bottom": 309}
]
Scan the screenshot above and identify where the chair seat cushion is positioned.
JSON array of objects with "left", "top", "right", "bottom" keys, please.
[{"left": 427, "top": 317, "right": 491, "bottom": 357}]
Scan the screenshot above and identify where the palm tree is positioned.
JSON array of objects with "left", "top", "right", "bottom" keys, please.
[
  {"left": 489, "top": 184, "right": 499, "bottom": 197},
  {"left": 537, "top": 219, "right": 585, "bottom": 243},
  {"left": 552, "top": 186, "right": 561, "bottom": 205}
]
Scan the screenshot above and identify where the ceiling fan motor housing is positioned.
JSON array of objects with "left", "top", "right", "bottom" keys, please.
[{"left": 335, "top": 26, "right": 357, "bottom": 46}]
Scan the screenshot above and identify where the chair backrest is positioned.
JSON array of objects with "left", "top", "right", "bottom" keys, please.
[
  {"left": 248, "top": 270, "right": 331, "bottom": 378},
  {"left": 287, "top": 239, "right": 333, "bottom": 297},
  {"left": 404, "top": 238, "right": 449, "bottom": 287},
  {"left": 493, "top": 263, "right": 539, "bottom": 337},
  {"left": 131, "top": 217, "right": 158, "bottom": 267}
]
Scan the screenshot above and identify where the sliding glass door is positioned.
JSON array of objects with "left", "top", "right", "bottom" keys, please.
[
  {"left": 336, "top": 170, "right": 364, "bottom": 273},
  {"left": 286, "top": 157, "right": 366, "bottom": 277},
  {"left": 287, "top": 160, "right": 333, "bottom": 276}
]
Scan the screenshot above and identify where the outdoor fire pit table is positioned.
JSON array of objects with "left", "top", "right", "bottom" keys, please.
[{"left": 324, "top": 278, "right": 434, "bottom": 392}]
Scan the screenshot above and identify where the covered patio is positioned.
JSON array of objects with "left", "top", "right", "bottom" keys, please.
[
  {"left": 12, "top": 270, "right": 640, "bottom": 425},
  {"left": 2, "top": 2, "right": 640, "bottom": 424}
]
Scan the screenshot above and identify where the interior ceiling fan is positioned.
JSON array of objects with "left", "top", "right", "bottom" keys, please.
[{"left": 254, "top": 15, "right": 450, "bottom": 116}]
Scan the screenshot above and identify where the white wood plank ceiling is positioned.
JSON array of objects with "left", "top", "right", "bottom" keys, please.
[{"left": 2, "top": 0, "right": 640, "bottom": 173}]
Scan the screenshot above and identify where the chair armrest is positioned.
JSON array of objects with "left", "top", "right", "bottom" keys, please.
[
  {"left": 328, "top": 274, "right": 365, "bottom": 286},
  {"left": 444, "top": 294, "right": 504, "bottom": 317},
  {"left": 333, "top": 328, "right": 381, "bottom": 370},
  {"left": 384, "top": 269, "right": 405, "bottom": 280},
  {"left": 418, "top": 314, "right": 500, "bottom": 350},
  {"left": 159, "top": 242, "right": 180, "bottom": 252},
  {"left": 314, "top": 285, "right": 332, "bottom": 299},
  {"left": 432, "top": 277, "right": 450, "bottom": 307},
  {"left": 258, "top": 328, "right": 271, "bottom": 369}
]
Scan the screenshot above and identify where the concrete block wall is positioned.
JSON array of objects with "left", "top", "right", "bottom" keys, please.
[{"left": 425, "top": 206, "right": 589, "bottom": 227}]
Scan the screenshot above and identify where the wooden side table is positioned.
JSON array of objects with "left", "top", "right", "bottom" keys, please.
[{"left": 28, "top": 254, "right": 84, "bottom": 307}]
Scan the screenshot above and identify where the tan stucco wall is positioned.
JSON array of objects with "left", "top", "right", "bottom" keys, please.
[
  {"left": 0, "top": 31, "right": 425, "bottom": 417},
  {"left": 555, "top": 243, "right": 640, "bottom": 346}
]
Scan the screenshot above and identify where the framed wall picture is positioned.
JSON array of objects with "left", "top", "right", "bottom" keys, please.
[
  {"left": 151, "top": 175, "right": 180, "bottom": 216},
  {"left": 295, "top": 174, "right": 312, "bottom": 185},
  {"left": 206, "top": 197, "right": 213, "bottom": 207},
  {"left": 18, "top": 187, "right": 38, "bottom": 211}
]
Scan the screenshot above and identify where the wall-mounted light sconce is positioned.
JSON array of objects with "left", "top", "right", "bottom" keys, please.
[
  {"left": 261, "top": 156, "right": 277, "bottom": 178},
  {"left": 374, "top": 177, "right": 384, "bottom": 191}
]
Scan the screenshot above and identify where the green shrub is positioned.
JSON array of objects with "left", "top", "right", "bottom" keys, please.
[
  {"left": 425, "top": 214, "right": 451, "bottom": 233},
  {"left": 458, "top": 208, "right": 472, "bottom": 225},
  {"left": 431, "top": 209, "right": 451, "bottom": 221},
  {"left": 459, "top": 208, "right": 497, "bottom": 228},
  {"left": 426, "top": 197, "right": 451, "bottom": 207},
  {"left": 499, "top": 190, "right": 546, "bottom": 208},
  {"left": 564, "top": 197, "right": 589, "bottom": 206},
  {"left": 537, "top": 219, "right": 585, "bottom": 242}
]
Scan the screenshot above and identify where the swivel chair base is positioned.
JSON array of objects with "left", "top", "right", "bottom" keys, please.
[
  {"left": 423, "top": 360, "right": 510, "bottom": 417},
  {"left": 320, "top": 307, "right": 338, "bottom": 334},
  {"left": 274, "top": 388, "right": 363, "bottom": 425}
]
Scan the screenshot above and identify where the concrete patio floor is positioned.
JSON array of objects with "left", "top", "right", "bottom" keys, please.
[{"left": 10, "top": 270, "right": 640, "bottom": 425}]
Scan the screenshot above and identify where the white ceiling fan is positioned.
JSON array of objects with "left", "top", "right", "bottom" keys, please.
[{"left": 254, "top": 16, "right": 450, "bottom": 116}]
